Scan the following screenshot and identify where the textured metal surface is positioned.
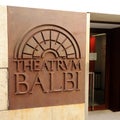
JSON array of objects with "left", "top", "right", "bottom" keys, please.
[{"left": 8, "top": 6, "right": 86, "bottom": 109}]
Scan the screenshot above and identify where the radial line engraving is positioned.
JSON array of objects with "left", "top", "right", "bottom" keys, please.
[
  {"left": 23, "top": 52, "right": 33, "bottom": 55},
  {"left": 41, "top": 31, "right": 46, "bottom": 44},
  {"left": 67, "top": 53, "right": 75, "bottom": 55},
  {"left": 50, "top": 30, "right": 52, "bottom": 48},
  {"left": 55, "top": 32, "right": 60, "bottom": 44},
  {"left": 33, "top": 36, "right": 44, "bottom": 51},
  {"left": 56, "top": 37, "right": 67, "bottom": 51},
  {"left": 64, "top": 45, "right": 72, "bottom": 51},
  {"left": 15, "top": 24, "right": 81, "bottom": 59},
  {"left": 26, "top": 43, "right": 38, "bottom": 51}
]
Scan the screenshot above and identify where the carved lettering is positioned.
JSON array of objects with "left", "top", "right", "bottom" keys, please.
[
  {"left": 14, "top": 59, "right": 81, "bottom": 72},
  {"left": 40, "top": 60, "right": 49, "bottom": 71},
  {"left": 47, "top": 60, "right": 54, "bottom": 71},
  {"left": 14, "top": 60, "right": 23, "bottom": 72},
  {"left": 49, "top": 72, "right": 63, "bottom": 92},
  {"left": 57, "top": 60, "right": 67, "bottom": 71},
  {"left": 30, "top": 73, "right": 47, "bottom": 93},
  {"left": 76, "top": 71, "right": 81, "bottom": 90},
  {"left": 33, "top": 60, "right": 41, "bottom": 71},
  {"left": 15, "top": 73, "right": 29, "bottom": 94},
  {"left": 71, "top": 60, "right": 81, "bottom": 70},
  {"left": 23, "top": 60, "right": 33, "bottom": 72},
  {"left": 14, "top": 59, "right": 81, "bottom": 94},
  {"left": 63, "top": 72, "right": 80, "bottom": 91},
  {"left": 64, "top": 72, "right": 75, "bottom": 91}
]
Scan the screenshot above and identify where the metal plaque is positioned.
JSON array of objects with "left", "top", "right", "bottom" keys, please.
[{"left": 8, "top": 6, "right": 86, "bottom": 109}]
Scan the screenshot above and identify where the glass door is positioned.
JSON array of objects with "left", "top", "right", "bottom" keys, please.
[{"left": 89, "top": 33, "right": 106, "bottom": 110}]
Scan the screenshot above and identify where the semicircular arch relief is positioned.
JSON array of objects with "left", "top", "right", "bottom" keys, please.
[{"left": 14, "top": 24, "right": 81, "bottom": 59}]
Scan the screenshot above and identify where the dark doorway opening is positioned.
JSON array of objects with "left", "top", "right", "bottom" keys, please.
[
  {"left": 89, "top": 17, "right": 120, "bottom": 111},
  {"left": 89, "top": 32, "right": 107, "bottom": 110}
]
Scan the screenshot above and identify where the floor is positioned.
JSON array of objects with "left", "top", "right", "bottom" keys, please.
[{"left": 88, "top": 110, "right": 120, "bottom": 120}]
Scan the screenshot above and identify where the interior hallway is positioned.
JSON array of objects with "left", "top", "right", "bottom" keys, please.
[{"left": 88, "top": 110, "right": 120, "bottom": 120}]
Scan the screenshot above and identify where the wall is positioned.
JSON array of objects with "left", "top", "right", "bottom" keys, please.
[
  {"left": 0, "top": 104, "right": 85, "bottom": 120},
  {"left": 109, "top": 28, "right": 120, "bottom": 111},
  {"left": 0, "top": 6, "right": 90, "bottom": 120},
  {"left": 0, "top": 1, "right": 119, "bottom": 119},
  {"left": 0, "top": 0, "right": 120, "bottom": 15}
]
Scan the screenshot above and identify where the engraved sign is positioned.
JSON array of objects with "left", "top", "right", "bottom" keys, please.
[
  {"left": 8, "top": 6, "right": 86, "bottom": 109},
  {"left": 14, "top": 24, "right": 81, "bottom": 94}
]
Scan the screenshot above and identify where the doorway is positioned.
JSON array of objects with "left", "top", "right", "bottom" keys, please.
[
  {"left": 89, "top": 13, "right": 120, "bottom": 111},
  {"left": 89, "top": 33, "right": 106, "bottom": 110}
]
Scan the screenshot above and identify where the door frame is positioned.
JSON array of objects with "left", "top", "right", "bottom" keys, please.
[{"left": 90, "top": 27, "right": 111, "bottom": 110}]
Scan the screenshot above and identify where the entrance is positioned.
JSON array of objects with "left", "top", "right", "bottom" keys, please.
[
  {"left": 89, "top": 33, "right": 106, "bottom": 110},
  {"left": 89, "top": 13, "right": 120, "bottom": 111}
]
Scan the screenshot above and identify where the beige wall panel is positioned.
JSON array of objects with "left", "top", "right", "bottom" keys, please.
[
  {"left": 0, "top": 107, "right": 52, "bottom": 120},
  {"left": 0, "top": 69, "right": 8, "bottom": 110},
  {"left": 85, "top": 13, "right": 90, "bottom": 120},
  {"left": 52, "top": 104, "right": 85, "bottom": 120},
  {"left": 0, "top": 6, "right": 8, "bottom": 68},
  {"left": 0, "top": 104, "right": 85, "bottom": 120}
]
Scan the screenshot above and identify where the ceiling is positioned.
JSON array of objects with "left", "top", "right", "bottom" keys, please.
[{"left": 90, "top": 13, "right": 120, "bottom": 29}]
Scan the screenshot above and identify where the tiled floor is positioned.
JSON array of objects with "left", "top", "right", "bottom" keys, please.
[{"left": 88, "top": 110, "right": 120, "bottom": 120}]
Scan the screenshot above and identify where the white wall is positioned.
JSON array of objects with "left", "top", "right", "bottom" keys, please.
[{"left": 0, "top": 0, "right": 120, "bottom": 15}]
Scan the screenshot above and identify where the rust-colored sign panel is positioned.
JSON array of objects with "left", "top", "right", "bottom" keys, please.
[{"left": 8, "top": 6, "right": 86, "bottom": 109}]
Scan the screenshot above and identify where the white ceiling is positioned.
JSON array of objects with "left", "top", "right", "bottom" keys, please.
[
  {"left": 90, "top": 13, "right": 120, "bottom": 29},
  {"left": 90, "top": 23, "right": 120, "bottom": 29}
]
